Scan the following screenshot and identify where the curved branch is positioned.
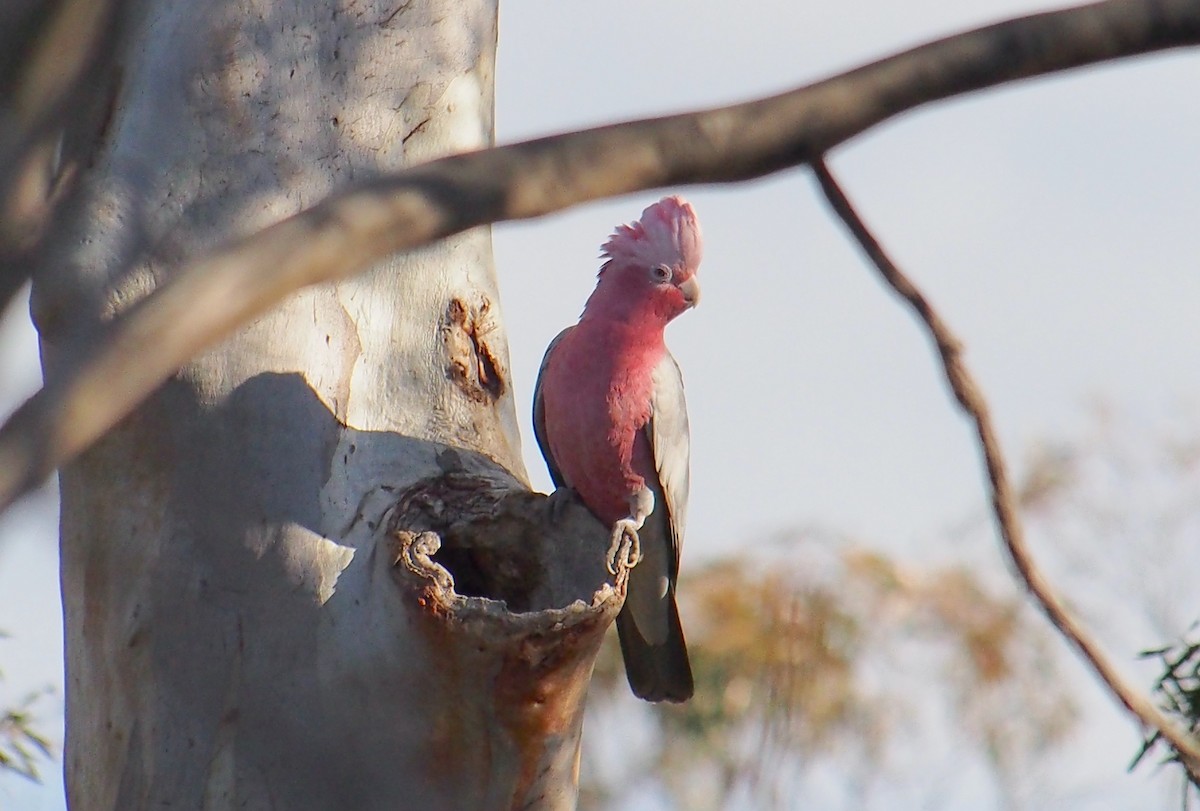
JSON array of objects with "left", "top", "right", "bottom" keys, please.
[
  {"left": 810, "top": 157, "right": 1200, "bottom": 780},
  {"left": 2, "top": 0, "right": 1199, "bottom": 511}
]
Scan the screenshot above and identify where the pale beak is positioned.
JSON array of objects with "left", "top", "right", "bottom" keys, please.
[{"left": 678, "top": 276, "right": 701, "bottom": 308}]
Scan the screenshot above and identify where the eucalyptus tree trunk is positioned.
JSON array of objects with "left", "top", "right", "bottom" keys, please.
[{"left": 30, "top": 2, "right": 615, "bottom": 809}]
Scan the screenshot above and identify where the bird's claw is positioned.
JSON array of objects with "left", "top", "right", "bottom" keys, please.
[{"left": 606, "top": 519, "right": 642, "bottom": 575}]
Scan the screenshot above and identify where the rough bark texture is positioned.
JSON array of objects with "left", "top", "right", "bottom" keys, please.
[{"left": 31, "top": 1, "right": 613, "bottom": 808}]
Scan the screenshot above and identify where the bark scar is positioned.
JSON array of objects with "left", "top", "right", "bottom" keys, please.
[{"left": 442, "top": 296, "right": 505, "bottom": 404}]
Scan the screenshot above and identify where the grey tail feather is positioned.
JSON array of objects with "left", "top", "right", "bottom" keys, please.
[{"left": 615, "top": 594, "right": 694, "bottom": 703}]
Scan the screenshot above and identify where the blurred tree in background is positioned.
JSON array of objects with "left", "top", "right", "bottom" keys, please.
[
  {"left": 581, "top": 536, "right": 1075, "bottom": 810},
  {"left": 573, "top": 402, "right": 1200, "bottom": 810}
]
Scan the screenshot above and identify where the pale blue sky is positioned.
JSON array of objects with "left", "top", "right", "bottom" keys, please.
[{"left": 3, "top": 0, "right": 1200, "bottom": 807}]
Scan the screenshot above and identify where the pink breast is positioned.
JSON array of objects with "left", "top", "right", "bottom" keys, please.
[{"left": 543, "top": 330, "right": 659, "bottom": 526}]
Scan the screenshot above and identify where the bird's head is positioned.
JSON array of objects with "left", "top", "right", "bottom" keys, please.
[{"left": 587, "top": 196, "right": 703, "bottom": 324}]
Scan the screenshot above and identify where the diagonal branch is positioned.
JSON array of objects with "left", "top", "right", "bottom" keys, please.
[
  {"left": 810, "top": 156, "right": 1200, "bottom": 780},
  {"left": 1, "top": 0, "right": 1199, "bottom": 512}
]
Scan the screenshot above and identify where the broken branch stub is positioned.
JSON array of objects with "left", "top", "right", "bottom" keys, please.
[{"left": 386, "top": 452, "right": 622, "bottom": 810}]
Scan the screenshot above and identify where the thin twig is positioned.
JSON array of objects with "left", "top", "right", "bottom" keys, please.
[
  {"left": 810, "top": 156, "right": 1200, "bottom": 779},
  {"left": 1, "top": 0, "right": 1199, "bottom": 511}
]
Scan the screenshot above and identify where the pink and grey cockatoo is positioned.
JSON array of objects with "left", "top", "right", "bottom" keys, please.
[{"left": 533, "top": 196, "right": 701, "bottom": 703}]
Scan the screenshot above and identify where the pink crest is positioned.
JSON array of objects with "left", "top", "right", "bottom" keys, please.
[{"left": 600, "top": 196, "right": 703, "bottom": 276}]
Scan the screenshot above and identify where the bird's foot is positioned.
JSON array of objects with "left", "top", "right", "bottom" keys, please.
[{"left": 607, "top": 519, "right": 642, "bottom": 575}]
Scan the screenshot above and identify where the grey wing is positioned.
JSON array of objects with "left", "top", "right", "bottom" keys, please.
[
  {"left": 532, "top": 327, "right": 574, "bottom": 489},
  {"left": 619, "top": 350, "right": 696, "bottom": 700},
  {"left": 645, "top": 351, "right": 691, "bottom": 577}
]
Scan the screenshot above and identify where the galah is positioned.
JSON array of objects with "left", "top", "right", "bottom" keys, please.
[{"left": 533, "top": 196, "right": 701, "bottom": 703}]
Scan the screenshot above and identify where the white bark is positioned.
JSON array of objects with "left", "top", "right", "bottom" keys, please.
[{"left": 31, "top": 1, "right": 616, "bottom": 808}]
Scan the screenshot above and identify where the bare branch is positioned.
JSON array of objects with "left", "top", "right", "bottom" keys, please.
[
  {"left": 810, "top": 157, "right": 1200, "bottom": 780},
  {"left": 1, "top": 0, "right": 1198, "bottom": 512}
]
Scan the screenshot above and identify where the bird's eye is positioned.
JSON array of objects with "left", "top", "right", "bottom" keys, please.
[{"left": 651, "top": 265, "right": 672, "bottom": 282}]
